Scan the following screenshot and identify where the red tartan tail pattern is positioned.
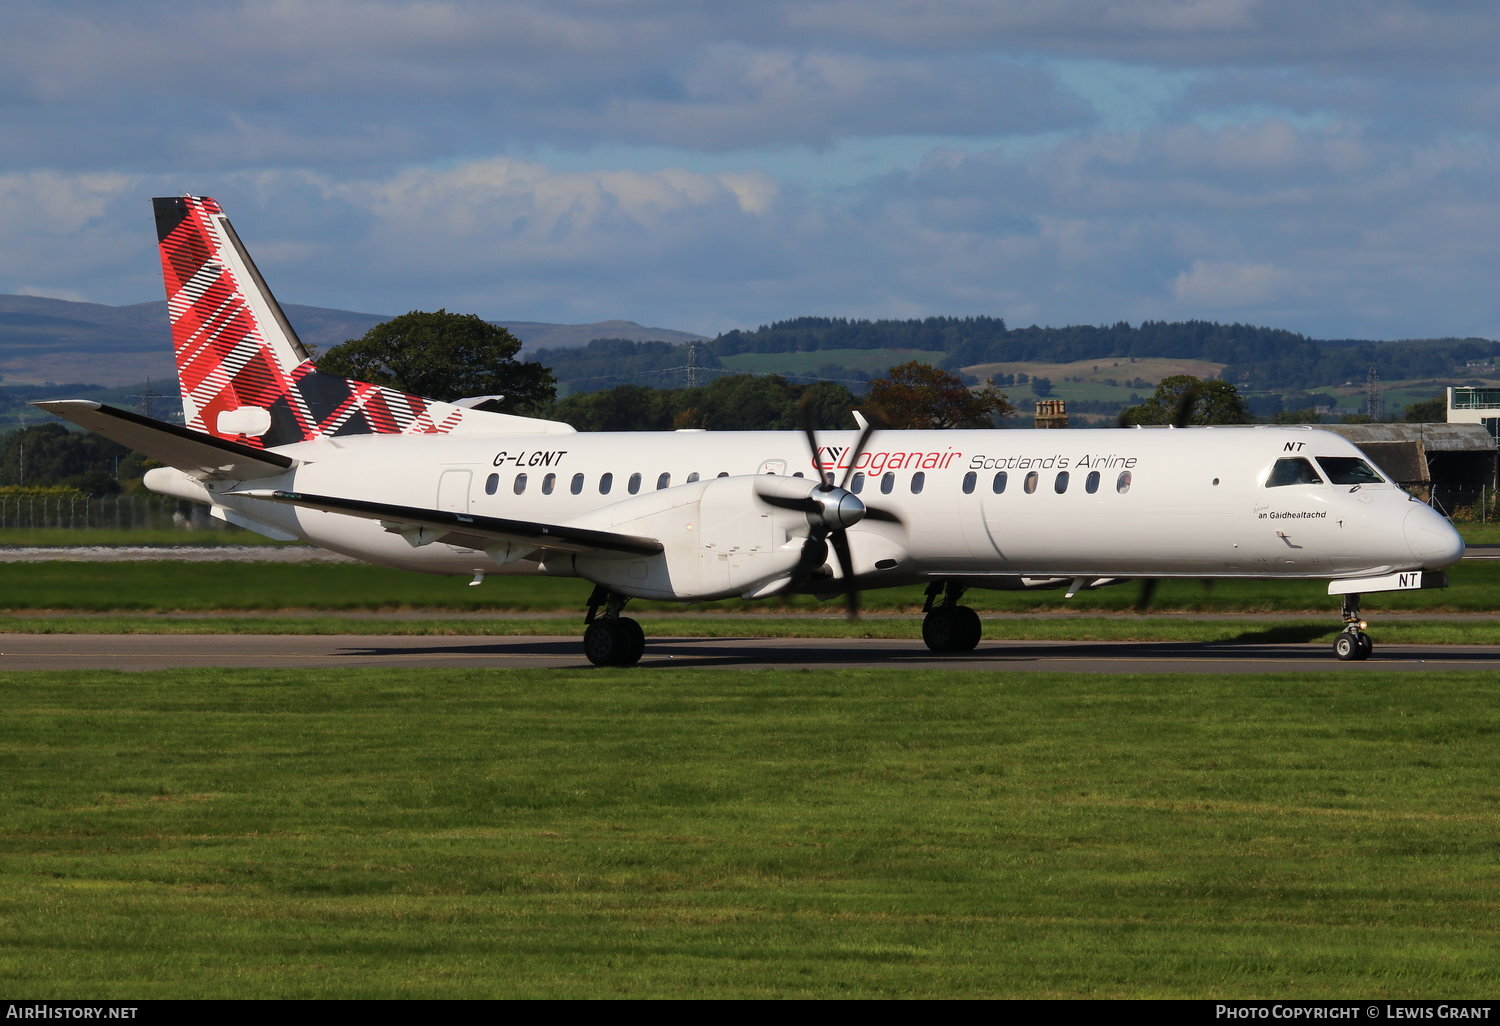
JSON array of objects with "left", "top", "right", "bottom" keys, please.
[{"left": 155, "top": 195, "right": 465, "bottom": 447}]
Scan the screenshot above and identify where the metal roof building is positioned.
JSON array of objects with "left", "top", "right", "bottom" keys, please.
[{"left": 1316, "top": 422, "right": 1497, "bottom": 516}]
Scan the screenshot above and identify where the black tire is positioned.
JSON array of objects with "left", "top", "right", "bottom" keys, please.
[
  {"left": 923, "top": 606, "right": 982, "bottom": 653},
  {"left": 584, "top": 620, "right": 642, "bottom": 667},
  {"left": 948, "top": 605, "right": 983, "bottom": 652},
  {"left": 1334, "top": 633, "right": 1357, "bottom": 661},
  {"left": 615, "top": 616, "right": 646, "bottom": 665},
  {"left": 1355, "top": 633, "right": 1373, "bottom": 660}
]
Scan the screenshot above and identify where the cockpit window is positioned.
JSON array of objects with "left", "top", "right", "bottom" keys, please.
[
  {"left": 1316, "top": 457, "right": 1384, "bottom": 485},
  {"left": 1266, "top": 457, "right": 1324, "bottom": 487}
]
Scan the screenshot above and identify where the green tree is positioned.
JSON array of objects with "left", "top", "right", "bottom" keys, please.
[
  {"left": 795, "top": 381, "right": 860, "bottom": 431},
  {"left": 1268, "top": 408, "right": 1324, "bottom": 424},
  {"left": 864, "top": 361, "right": 1013, "bottom": 429},
  {"left": 551, "top": 385, "right": 675, "bottom": 432},
  {"left": 1119, "top": 375, "right": 1252, "bottom": 426},
  {"left": 692, "top": 375, "right": 801, "bottom": 431},
  {"left": 317, "top": 310, "right": 556, "bottom": 414},
  {"left": 0, "top": 423, "right": 129, "bottom": 494},
  {"left": 1403, "top": 396, "right": 1447, "bottom": 423}
]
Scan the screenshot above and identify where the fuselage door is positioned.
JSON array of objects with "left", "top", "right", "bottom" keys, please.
[{"left": 438, "top": 469, "right": 472, "bottom": 513}]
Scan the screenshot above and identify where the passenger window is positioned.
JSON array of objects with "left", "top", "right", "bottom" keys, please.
[
  {"left": 1024, "top": 471, "right": 1039, "bottom": 494},
  {"left": 962, "top": 471, "right": 977, "bottom": 494},
  {"left": 851, "top": 472, "right": 865, "bottom": 494},
  {"left": 1116, "top": 471, "right": 1132, "bottom": 494},
  {"left": 1054, "top": 471, "right": 1068, "bottom": 494},
  {"left": 911, "top": 471, "right": 925, "bottom": 494},
  {"left": 627, "top": 472, "right": 641, "bottom": 495},
  {"left": 600, "top": 472, "right": 613, "bottom": 495},
  {"left": 513, "top": 473, "right": 527, "bottom": 495},
  {"left": 484, "top": 473, "right": 499, "bottom": 496},
  {"left": 880, "top": 472, "right": 895, "bottom": 495},
  {"left": 542, "top": 473, "right": 556, "bottom": 495},
  {"left": 657, "top": 472, "right": 671, "bottom": 490},
  {"left": 992, "top": 472, "right": 1007, "bottom": 494},
  {"left": 1085, "top": 470, "right": 1100, "bottom": 494},
  {"left": 1266, "top": 458, "right": 1323, "bottom": 488},
  {"left": 570, "top": 473, "right": 584, "bottom": 495},
  {"left": 687, "top": 472, "right": 700, "bottom": 483},
  {"left": 1316, "top": 457, "right": 1384, "bottom": 485},
  {"left": 717, "top": 471, "right": 729, "bottom": 478}
]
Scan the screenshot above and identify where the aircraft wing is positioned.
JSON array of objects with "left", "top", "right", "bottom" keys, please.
[
  {"left": 33, "top": 400, "right": 295, "bottom": 480},
  {"left": 233, "top": 489, "right": 665, "bottom": 557}
]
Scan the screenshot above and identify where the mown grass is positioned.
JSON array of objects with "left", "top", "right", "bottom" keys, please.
[
  {"left": 4, "top": 558, "right": 1497, "bottom": 614},
  {"left": 1, "top": 668, "right": 1495, "bottom": 999}
]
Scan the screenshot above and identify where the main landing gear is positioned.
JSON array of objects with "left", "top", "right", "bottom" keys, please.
[
  {"left": 583, "top": 586, "right": 645, "bottom": 667},
  {"left": 1334, "top": 593, "right": 1374, "bottom": 661},
  {"left": 921, "top": 581, "right": 983, "bottom": 654}
]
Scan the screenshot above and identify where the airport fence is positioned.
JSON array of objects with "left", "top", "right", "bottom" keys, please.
[{"left": 0, "top": 492, "right": 185, "bottom": 530}]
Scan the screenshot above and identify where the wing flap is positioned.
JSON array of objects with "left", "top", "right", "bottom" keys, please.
[
  {"left": 233, "top": 489, "right": 664, "bottom": 557},
  {"left": 32, "top": 400, "right": 295, "bottom": 480}
]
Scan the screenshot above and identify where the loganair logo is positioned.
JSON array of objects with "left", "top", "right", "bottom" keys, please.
[{"left": 814, "top": 445, "right": 962, "bottom": 476}]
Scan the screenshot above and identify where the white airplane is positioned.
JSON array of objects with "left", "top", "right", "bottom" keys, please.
[{"left": 37, "top": 195, "right": 1465, "bottom": 665}]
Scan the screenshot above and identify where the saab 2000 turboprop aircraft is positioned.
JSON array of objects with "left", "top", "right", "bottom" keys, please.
[{"left": 37, "top": 195, "right": 1465, "bottom": 666}]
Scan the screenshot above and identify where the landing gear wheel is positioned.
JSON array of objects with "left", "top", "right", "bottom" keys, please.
[
  {"left": 615, "top": 616, "right": 646, "bottom": 665},
  {"left": 1334, "top": 631, "right": 1372, "bottom": 662},
  {"left": 1333, "top": 592, "right": 1372, "bottom": 662},
  {"left": 584, "top": 619, "right": 645, "bottom": 667},
  {"left": 922, "top": 605, "right": 983, "bottom": 653}
]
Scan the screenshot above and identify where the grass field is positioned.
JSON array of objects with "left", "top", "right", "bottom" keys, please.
[
  {"left": 2, "top": 534, "right": 1495, "bottom": 999},
  {"left": 4, "top": 557, "right": 1497, "bottom": 617},
  {"left": 2, "top": 668, "right": 1496, "bottom": 999}
]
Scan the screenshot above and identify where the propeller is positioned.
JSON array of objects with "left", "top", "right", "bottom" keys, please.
[{"left": 755, "top": 400, "right": 894, "bottom": 618}]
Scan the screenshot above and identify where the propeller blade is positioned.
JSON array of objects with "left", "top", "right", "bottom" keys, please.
[
  {"left": 1171, "top": 383, "right": 1200, "bottom": 429},
  {"left": 1134, "top": 578, "right": 1159, "bottom": 612},
  {"left": 838, "top": 417, "right": 879, "bottom": 492},
  {"left": 756, "top": 490, "right": 821, "bottom": 514},
  {"left": 797, "top": 396, "right": 827, "bottom": 486},
  {"left": 828, "top": 528, "right": 860, "bottom": 620},
  {"left": 794, "top": 536, "right": 830, "bottom": 578}
]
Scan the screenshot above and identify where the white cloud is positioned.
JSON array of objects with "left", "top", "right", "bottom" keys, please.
[
  {"left": 1172, "top": 260, "right": 1299, "bottom": 308},
  {"left": 0, "top": 2, "right": 1498, "bottom": 343}
]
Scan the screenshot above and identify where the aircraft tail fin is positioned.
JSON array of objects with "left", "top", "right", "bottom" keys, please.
[{"left": 155, "top": 195, "right": 554, "bottom": 447}]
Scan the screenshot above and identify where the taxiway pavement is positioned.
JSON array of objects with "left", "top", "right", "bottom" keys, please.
[{"left": 1, "top": 632, "right": 1494, "bottom": 672}]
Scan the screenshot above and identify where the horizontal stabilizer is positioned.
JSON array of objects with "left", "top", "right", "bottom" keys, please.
[
  {"left": 233, "top": 489, "right": 664, "bottom": 557},
  {"left": 32, "top": 400, "right": 295, "bottom": 480}
]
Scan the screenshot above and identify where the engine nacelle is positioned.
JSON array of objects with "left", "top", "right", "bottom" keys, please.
[{"left": 541, "top": 475, "right": 823, "bottom": 601}]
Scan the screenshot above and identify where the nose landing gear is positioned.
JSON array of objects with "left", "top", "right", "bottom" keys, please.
[{"left": 1334, "top": 593, "right": 1373, "bottom": 661}]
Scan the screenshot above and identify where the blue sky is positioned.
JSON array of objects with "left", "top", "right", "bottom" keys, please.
[{"left": 2, "top": 0, "right": 1497, "bottom": 340}]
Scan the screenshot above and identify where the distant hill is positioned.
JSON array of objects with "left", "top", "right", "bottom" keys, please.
[
  {"left": 8, "top": 295, "right": 1498, "bottom": 427},
  {"left": 0, "top": 294, "right": 705, "bottom": 388}
]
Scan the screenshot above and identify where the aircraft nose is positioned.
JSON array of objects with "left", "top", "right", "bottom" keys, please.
[{"left": 1405, "top": 503, "right": 1465, "bottom": 567}]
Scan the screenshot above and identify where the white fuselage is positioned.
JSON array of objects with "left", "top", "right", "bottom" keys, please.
[{"left": 174, "top": 424, "right": 1464, "bottom": 598}]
